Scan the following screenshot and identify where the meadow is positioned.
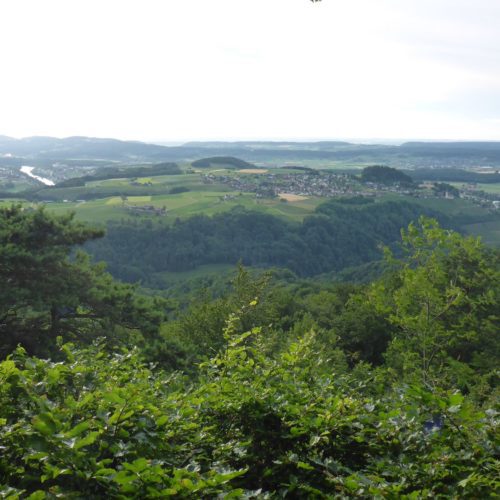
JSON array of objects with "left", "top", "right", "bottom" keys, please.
[
  {"left": 449, "top": 181, "right": 500, "bottom": 194},
  {"left": 0, "top": 190, "right": 323, "bottom": 225},
  {"left": 471, "top": 182, "right": 500, "bottom": 194},
  {"left": 2, "top": 167, "right": 499, "bottom": 244}
]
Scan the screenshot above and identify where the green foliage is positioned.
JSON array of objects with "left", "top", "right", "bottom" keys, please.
[
  {"left": 0, "top": 205, "right": 165, "bottom": 357},
  {"left": 370, "top": 217, "right": 500, "bottom": 390},
  {"left": 168, "top": 186, "right": 189, "bottom": 194},
  {"left": 361, "top": 165, "right": 414, "bottom": 185},
  {"left": 88, "top": 200, "right": 445, "bottom": 280},
  {"left": 432, "top": 182, "right": 460, "bottom": 197},
  {"left": 0, "top": 342, "right": 247, "bottom": 498},
  {"left": 1, "top": 327, "right": 497, "bottom": 497},
  {"left": 55, "top": 162, "right": 182, "bottom": 188},
  {"left": 191, "top": 156, "right": 255, "bottom": 169},
  {"left": 0, "top": 202, "right": 498, "bottom": 498},
  {"left": 145, "top": 266, "right": 296, "bottom": 372},
  {"left": 408, "top": 167, "right": 500, "bottom": 184}
]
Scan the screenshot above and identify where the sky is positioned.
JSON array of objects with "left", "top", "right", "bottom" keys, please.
[{"left": 1, "top": 0, "right": 500, "bottom": 143}]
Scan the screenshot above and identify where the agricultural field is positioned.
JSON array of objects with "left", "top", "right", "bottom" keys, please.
[
  {"left": 443, "top": 181, "right": 500, "bottom": 245},
  {"left": 363, "top": 192, "right": 490, "bottom": 216},
  {"left": 2, "top": 164, "right": 499, "bottom": 244},
  {"left": 0, "top": 190, "right": 323, "bottom": 225},
  {"left": 414, "top": 199, "right": 500, "bottom": 245},
  {"left": 448, "top": 181, "right": 500, "bottom": 194},
  {"left": 400, "top": 196, "right": 493, "bottom": 217},
  {"left": 470, "top": 182, "right": 500, "bottom": 194},
  {"left": 1, "top": 165, "right": 334, "bottom": 223}
]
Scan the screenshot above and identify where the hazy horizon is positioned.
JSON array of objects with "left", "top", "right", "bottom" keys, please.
[{"left": 3, "top": 135, "right": 500, "bottom": 147}]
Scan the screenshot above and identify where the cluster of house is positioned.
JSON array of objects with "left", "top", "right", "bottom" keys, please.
[
  {"left": 272, "top": 173, "right": 358, "bottom": 197},
  {"left": 459, "top": 185, "right": 500, "bottom": 210},
  {"left": 203, "top": 172, "right": 360, "bottom": 198},
  {"left": 203, "top": 170, "right": 500, "bottom": 212}
]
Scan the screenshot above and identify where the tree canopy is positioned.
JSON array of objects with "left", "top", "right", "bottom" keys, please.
[
  {"left": 0, "top": 205, "right": 498, "bottom": 497},
  {"left": 361, "top": 165, "right": 414, "bottom": 184},
  {"left": 0, "top": 205, "right": 165, "bottom": 357}
]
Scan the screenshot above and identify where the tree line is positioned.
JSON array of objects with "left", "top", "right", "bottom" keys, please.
[
  {"left": 55, "top": 162, "right": 182, "bottom": 188},
  {"left": 86, "top": 199, "right": 448, "bottom": 284}
]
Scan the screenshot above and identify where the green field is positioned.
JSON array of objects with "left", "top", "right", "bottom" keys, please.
[
  {"left": 473, "top": 183, "right": 500, "bottom": 194},
  {"left": 2, "top": 188, "right": 496, "bottom": 228},
  {"left": 449, "top": 182, "right": 500, "bottom": 195},
  {"left": 377, "top": 192, "right": 490, "bottom": 215},
  {"left": 85, "top": 173, "right": 204, "bottom": 188},
  {"left": 0, "top": 167, "right": 323, "bottom": 223},
  {"left": 410, "top": 198, "right": 500, "bottom": 244},
  {"left": 405, "top": 197, "right": 491, "bottom": 216},
  {"left": 1, "top": 191, "right": 323, "bottom": 225},
  {"left": 2, "top": 169, "right": 498, "bottom": 245}
]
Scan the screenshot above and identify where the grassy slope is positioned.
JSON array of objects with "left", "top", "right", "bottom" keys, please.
[
  {"left": 0, "top": 192, "right": 323, "bottom": 225},
  {"left": 2, "top": 170, "right": 498, "bottom": 241}
]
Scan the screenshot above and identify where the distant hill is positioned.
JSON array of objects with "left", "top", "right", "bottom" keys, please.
[
  {"left": 399, "top": 142, "right": 500, "bottom": 160},
  {"left": 2, "top": 136, "right": 500, "bottom": 167},
  {"left": 182, "top": 141, "right": 353, "bottom": 150},
  {"left": 405, "top": 168, "right": 500, "bottom": 184},
  {"left": 401, "top": 141, "right": 500, "bottom": 151},
  {"left": 0, "top": 135, "right": 171, "bottom": 161},
  {"left": 191, "top": 156, "right": 256, "bottom": 169},
  {"left": 361, "top": 166, "right": 413, "bottom": 184}
]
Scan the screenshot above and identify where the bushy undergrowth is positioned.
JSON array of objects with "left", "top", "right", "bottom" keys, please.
[{"left": 1, "top": 325, "right": 498, "bottom": 498}]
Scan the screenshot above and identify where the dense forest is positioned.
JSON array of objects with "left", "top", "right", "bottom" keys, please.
[
  {"left": 0, "top": 204, "right": 498, "bottom": 497},
  {"left": 360, "top": 166, "right": 413, "bottom": 185},
  {"left": 86, "top": 199, "right": 448, "bottom": 284},
  {"left": 406, "top": 168, "right": 500, "bottom": 184},
  {"left": 191, "top": 157, "right": 255, "bottom": 169}
]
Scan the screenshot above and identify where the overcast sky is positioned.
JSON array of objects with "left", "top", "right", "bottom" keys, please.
[{"left": 1, "top": 0, "right": 500, "bottom": 142}]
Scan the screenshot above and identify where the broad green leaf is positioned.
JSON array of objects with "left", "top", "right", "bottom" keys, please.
[
  {"left": 27, "top": 492, "right": 46, "bottom": 500},
  {"left": 297, "top": 461, "right": 314, "bottom": 471},
  {"left": 156, "top": 415, "right": 168, "bottom": 426},
  {"left": 65, "top": 420, "right": 91, "bottom": 438},
  {"left": 123, "top": 458, "right": 149, "bottom": 473},
  {"left": 102, "top": 392, "right": 126, "bottom": 405},
  {"left": 32, "top": 414, "right": 57, "bottom": 436},
  {"left": 74, "top": 431, "right": 99, "bottom": 450}
]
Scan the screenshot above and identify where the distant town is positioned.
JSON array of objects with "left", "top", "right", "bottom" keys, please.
[{"left": 203, "top": 170, "right": 500, "bottom": 211}]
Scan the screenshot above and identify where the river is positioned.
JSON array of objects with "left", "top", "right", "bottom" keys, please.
[{"left": 20, "top": 166, "right": 55, "bottom": 186}]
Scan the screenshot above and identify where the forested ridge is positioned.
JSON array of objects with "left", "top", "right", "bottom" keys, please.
[
  {"left": 87, "top": 199, "right": 449, "bottom": 283},
  {"left": 191, "top": 157, "right": 255, "bottom": 169},
  {"left": 0, "top": 205, "right": 499, "bottom": 498},
  {"left": 55, "top": 163, "right": 182, "bottom": 188},
  {"left": 360, "top": 166, "right": 413, "bottom": 185}
]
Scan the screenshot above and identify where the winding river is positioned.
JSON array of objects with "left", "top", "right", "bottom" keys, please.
[{"left": 20, "top": 166, "right": 55, "bottom": 186}]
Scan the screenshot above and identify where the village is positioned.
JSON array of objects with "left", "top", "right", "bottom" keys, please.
[
  {"left": 202, "top": 171, "right": 365, "bottom": 198},
  {"left": 202, "top": 170, "right": 500, "bottom": 211}
]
